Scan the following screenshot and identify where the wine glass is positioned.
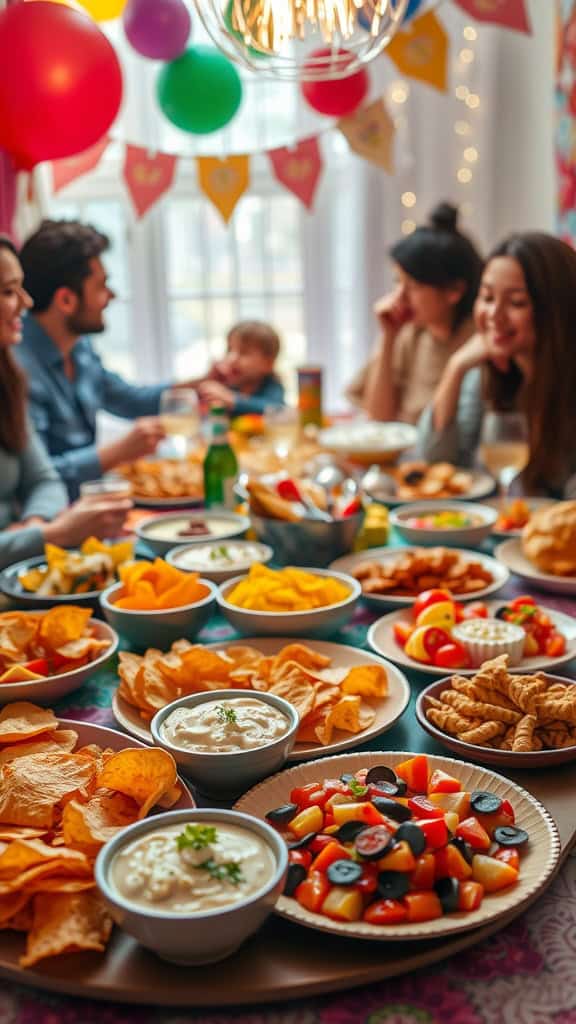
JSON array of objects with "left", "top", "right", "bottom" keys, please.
[
  {"left": 478, "top": 412, "right": 530, "bottom": 498},
  {"left": 264, "top": 406, "right": 299, "bottom": 464},
  {"left": 159, "top": 388, "right": 200, "bottom": 459}
]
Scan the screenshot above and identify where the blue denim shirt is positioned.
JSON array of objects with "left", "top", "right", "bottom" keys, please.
[
  {"left": 231, "top": 374, "right": 285, "bottom": 416},
  {"left": 16, "top": 317, "right": 166, "bottom": 499}
]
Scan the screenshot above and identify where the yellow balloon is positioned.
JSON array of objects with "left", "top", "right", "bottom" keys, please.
[{"left": 77, "top": 0, "right": 127, "bottom": 19}]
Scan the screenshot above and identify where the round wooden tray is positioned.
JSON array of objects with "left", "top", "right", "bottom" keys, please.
[{"left": 0, "top": 762, "right": 574, "bottom": 1006}]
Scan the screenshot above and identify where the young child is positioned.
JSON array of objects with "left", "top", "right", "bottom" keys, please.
[{"left": 197, "top": 320, "right": 285, "bottom": 416}]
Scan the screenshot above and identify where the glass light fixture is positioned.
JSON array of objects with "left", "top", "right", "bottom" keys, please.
[{"left": 192, "top": 0, "right": 409, "bottom": 80}]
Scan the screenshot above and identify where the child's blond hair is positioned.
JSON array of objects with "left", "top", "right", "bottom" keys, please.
[{"left": 227, "top": 320, "right": 281, "bottom": 362}]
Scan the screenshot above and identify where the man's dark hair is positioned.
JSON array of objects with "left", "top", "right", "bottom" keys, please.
[{"left": 19, "top": 220, "right": 110, "bottom": 312}]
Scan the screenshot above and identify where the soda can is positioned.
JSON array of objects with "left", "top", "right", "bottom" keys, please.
[{"left": 298, "top": 365, "right": 323, "bottom": 428}]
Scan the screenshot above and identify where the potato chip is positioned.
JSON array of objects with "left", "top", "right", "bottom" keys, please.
[
  {"left": 341, "top": 664, "right": 388, "bottom": 698},
  {"left": 226, "top": 564, "right": 351, "bottom": 612},
  {"left": 0, "top": 751, "right": 97, "bottom": 828},
  {"left": 0, "top": 665, "right": 46, "bottom": 684},
  {"left": 271, "top": 644, "right": 331, "bottom": 671},
  {"left": 116, "top": 559, "right": 208, "bottom": 610},
  {"left": 97, "top": 747, "right": 178, "bottom": 818},
  {"left": 0, "top": 703, "right": 58, "bottom": 744},
  {"left": 20, "top": 890, "right": 112, "bottom": 967},
  {"left": 0, "top": 837, "right": 91, "bottom": 881},
  {"left": 0, "top": 890, "right": 30, "bottom": 925},
  {"left": 0, "top": 729, "right": 78, "bottom": 765},
  {"left": 268, "top": 674, "right": 316, "bottom": 721},
  {"left": 39, "top": 606, "right": 93, "bottom": 650},
  {"left": 62, "top": 792, "right": 140, "bottom": 856}
]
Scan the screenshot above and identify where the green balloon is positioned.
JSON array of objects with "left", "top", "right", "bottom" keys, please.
[
  {"left": 157, "top": 45, "right": 242, "bottom": 135},
  {"left": 223, "top": 0, "right": 266, "bottom": 60}
]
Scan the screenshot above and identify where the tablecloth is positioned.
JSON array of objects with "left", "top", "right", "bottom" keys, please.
[{"left": 4, "top": 563, "right": 576, "bottom": 1024}]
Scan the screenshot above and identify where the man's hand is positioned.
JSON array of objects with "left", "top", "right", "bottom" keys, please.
[
  {"left": 100, "top": 417, "right": 166, "bottom": 471},
  {"left": 197, "top": 380, "right": 235, "bottom": 409}
]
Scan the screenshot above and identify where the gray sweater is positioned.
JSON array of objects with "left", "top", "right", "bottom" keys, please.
[
  {"left": 415, "top": 367, "right": 576, "bottom": 498},
  {"left": 0, "top": 425, "right": 67, "bottom": 570}
]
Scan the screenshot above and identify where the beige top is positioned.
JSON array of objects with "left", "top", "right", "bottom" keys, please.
[{"left": 346, "top": 317, "right": 476, "bottom": 425}]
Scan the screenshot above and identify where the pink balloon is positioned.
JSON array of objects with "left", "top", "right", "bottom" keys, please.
[
  {"left": 0, "top": 2, "right": 122, "bottom": 170},
  {"left": 124, "top": 0, "right": 191, "bottom": 61}
]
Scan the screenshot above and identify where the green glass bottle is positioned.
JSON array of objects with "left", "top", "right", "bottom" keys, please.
[{"left": 203, "top": 406, "right": 239, "bottom": 509}]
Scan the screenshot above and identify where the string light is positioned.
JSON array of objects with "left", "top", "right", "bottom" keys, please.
[
  {"left": 457, "top": 167, "right": 473, "bottom": 183},
  {"left": 459, "top": 48, "right": 474, "bottom": 64},
  {"left": 452, "top": 16, "right": 480, "bottom": 217},
  {"left": 401, "top": 191, "right": 417, "bottom": 208},
  {"left": 464, "top": 146, "right": 478, "bottom": 163},
  {"left": 454, "top": 120, "right": 471, "bottom": 135},
  {"left": 455, "top": 85, "right": 469, "bottom": 100},
  {"left": 465, "top": 94, "right": 480, "bottom": 109},
  {"left": 401, "top": 219, "right": 416, "bottom": 235},
  {"left": 463, "top": 25, "right": 477, "bottom": 41},
  {"left": 389, "top": 81, "right": 409, "bottom": 105}
]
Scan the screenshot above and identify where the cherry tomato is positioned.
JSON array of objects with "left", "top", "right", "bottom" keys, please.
[
  {"left": 289, "top": 849, "right": 312, "bottom": 869},
  {"left": 413, "top": 590, "right": 454, "bottom": 620},
  {"left": 422, "top": 627, "right": 453, "bottom": 659},
  {"left": 393, "top": 622, "right": 414, "bottom": 648},
  {"left": 433, "top": 642, "right": 471, "bottom": 670},
  {"left": 510, "top": 595, "right": 536, "bottom": 610},
  {"left": 545, "top": 634, "right": 566, "bottom": 657},
  {"left": 460, "top": 602, "right": 489, "bottom": 620},
  {"left": 277, "top": 478, "right": 302, "bottom": 503}
]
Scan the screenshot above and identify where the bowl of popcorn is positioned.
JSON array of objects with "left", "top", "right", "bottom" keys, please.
[{"left": 216, "top": 564, "right": 361, "bottom": 638}]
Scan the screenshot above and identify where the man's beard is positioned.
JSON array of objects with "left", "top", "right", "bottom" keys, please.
[{"left": 66, "top": 304, "right": 106, "bottom": 336}]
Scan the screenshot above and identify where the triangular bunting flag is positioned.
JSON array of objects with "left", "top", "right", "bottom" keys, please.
[
  {"left": 452, "top": 0, "right": 531, "bottom": 35},
  {"left": 196, "top": 155, "right": 250, "bottom": 224},
  {"left": 51, "top": 136, "right": 110, "bottom": 194},
  {"left": 385, "top": 10, "right": 449, "bottom": 93},
  {"left": 338, "top": 99, "right": 395, "bottom": 173},
  {"left": 123, "top": 145, "right": 178, "bottom": 219},
  {"left": 268, "top": 137, "right": 323, "bottom": 210}
]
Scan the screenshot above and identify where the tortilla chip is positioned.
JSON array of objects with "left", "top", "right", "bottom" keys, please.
[
  {"left": 62, "top": 792, "right": 140, "bottom": 856},
  {"left": 97, "top": 747, "right": 178, "bottom": 818},
  {"left": 269, "top": 674, "right": 316, "bottom": 721},
  {"left": 20, "top": 890, "right": 112, "bottom": 967},
  {"left": 39, "top": 607, "right": 93, "bottom": 650},
  {"left": 0, "top": 752, "right": 97, "bottom": 828},
  {"left": 0, "top": 703, "right": 58, "bottom": 744},
  {"left": 341, "top": 664, "right": 389, "bottom": 698},
  {"left": 0, "top": 838, "right": 91, "bottom": 881},
  {"left": 0, "top": 730, "right": 78, "bottom": 765},
  {"left": 0, "top": 666, "right": 46, "bottom": 684}
]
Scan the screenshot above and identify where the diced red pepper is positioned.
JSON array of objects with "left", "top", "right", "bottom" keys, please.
[
  {"left": 395, "top": 755, "right": 429, "bottom": 793},
  {"left": 309, "top": 834, "right": 336, "bottom": 855},
  {"left": 354, "top": 864, "right": 379, "bottom": 897},
  {"left": 294, "top": 871, "right": 331, "bottom": 914},
  {"left": 363, "top": 899, "right": 408, "bottom": 925},
  {"left": 456, "top": 816, "right": 491, "bottom": 852},
  {"left": 428, "top": 769, "right": 462, "bottom": 794},
  {"left": 403, "top": 891, "right": 443, "bottom": 922},
  {"left": 288, "top": 849, "right": 312, "bottom": 869},
  {"left": 458, "top": 880, "right": 484, "bottom": 912},
  {"left": 289, "top": 784, "right": 330, "bottom": 810},
  {"left": 494, "top": 847, "right": 520, "bottom": 871},
  {"left": 417, "top": 817, "right": 448, "bottom": 850},
  {"left": 23, "top": 658, "right": 49, "bottom": 676},
  {"left": 408, "top": 795, "right": 445, "bottom": 819},
  {"left": 434, "top": 844, "right": 472, "bottom": 882},
  {"left": 409, "top": 853, "right": 435, "bottom": 890},
  {"left": 310, "top": 841, "right": 351, "bottom": 874}
]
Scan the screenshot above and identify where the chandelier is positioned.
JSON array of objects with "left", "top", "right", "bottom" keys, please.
[{"left": 192, "top": 0, "right": 409, "bottom": 80}]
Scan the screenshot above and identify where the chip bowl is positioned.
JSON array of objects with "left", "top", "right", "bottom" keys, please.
[
  {"left": 151, "top": 689, "right": 300, "bottom": 798},
  {"left": 216, "top": 568, "right": 361, "bottom": 638},
  {"left": 95, "top": 807, "right": 288, "bottom": 966},
  {"left": 0, "top": 616, "right": 118, "bottom": 705},
  {"left": 390, "top": 501, "right": 498, "bottom": 548},
  {"left": 100, "top": 579, "right": 217, "bottom": 651},
  {"left": 250, "top": 512, "right": 364, "bottom": 568}
]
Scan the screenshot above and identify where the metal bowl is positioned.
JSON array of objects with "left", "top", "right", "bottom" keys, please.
[{"left": 250, "top": 512, "right": 364, "bottom": 569}]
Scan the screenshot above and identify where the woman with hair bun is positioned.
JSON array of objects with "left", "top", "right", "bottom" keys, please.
[{"left": 348, "top": 202, "right": 483, "bottom": 424}]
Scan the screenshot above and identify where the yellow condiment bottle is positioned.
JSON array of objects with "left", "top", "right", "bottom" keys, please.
[{"left": 353, "top": 503, "right": 389, "bottom": 550}]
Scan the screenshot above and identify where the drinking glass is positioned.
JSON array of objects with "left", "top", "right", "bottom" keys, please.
[
  {"left": 264, "top": 406, "right": 299, "bottom": 463},
  {"left": 159, "top": 388, "right": 200, "bottom": 458},
  {"left": 79, "top": 475, "right": 132, "bottom": 499},
  {"left": 478, "top": 412, "right": 530, "bottom": 497}
]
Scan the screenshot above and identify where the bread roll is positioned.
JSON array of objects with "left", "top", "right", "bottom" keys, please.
[{"left": 522, "top": 500, "right": 576, "bottom": 575}]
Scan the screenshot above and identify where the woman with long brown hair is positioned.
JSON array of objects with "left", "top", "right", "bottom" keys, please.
[
  {"left": 416, "top": 231, "right": 576, "bottom": 496},
  {"left": 0, "top": 237, "right": 131, "bottom": 568}
]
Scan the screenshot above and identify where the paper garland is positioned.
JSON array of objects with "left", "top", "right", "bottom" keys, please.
[{"left": 48, "top": 0, "right": 531, "bottom": 224}]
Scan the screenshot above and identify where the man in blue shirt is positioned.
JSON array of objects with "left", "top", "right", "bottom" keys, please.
[{"left": 17, "top": 220, "right": 170, "bottom": 499}]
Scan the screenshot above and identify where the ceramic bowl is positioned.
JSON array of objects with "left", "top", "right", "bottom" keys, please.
[
  {"left": 95, "top": 808, "right": 287, "bottom": 965},
  {"left": 389, "top": 501, "right": 497, "bottom": 548},
  {"left": 216, "top": 568, "right": 361, "bottom": 638},
  {"left": 136, "top": 511, "right": 251, "bottom": 557},
  {"left": 150, "top": 689, "right": 299, "bottom": 798},
  {"left": 166, "top": 539, "right": 274, "bottom": 583},
  {"left": 250, "top": 512, "right": 364, "bottom": 568},
  {"left": 100, "top": 579, "right": 217, "bottom": 651}
]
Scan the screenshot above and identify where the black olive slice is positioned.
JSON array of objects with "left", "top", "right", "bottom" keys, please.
[
  {"left": 340, "top": 772, "right": 356, "bottom": 784},
  {"left": 376, "top": 871, "right": 409, "bottom": 900},
  {"left": 371, "top": 797, "right": 413, "bottom": 823},
  {"left": 470, "top": 791, "right": 502, "bottom": 815},
  {"left": 334, "top": 820, "right": 368, "bottom": 843},
  {"left": 365, "top": 766, "right": 398, "bottom": 786},
  {"left": 449, "top": 836, "right": 474, "bottom": 864},
  {"left": 327, "top": 859, "right": 363, "bottom": 886},
  {"left": 404, "top": 470, "right": 425, "bottom": 485},
  {"left": 494, "top": 825, "right": 529, "bottom": 847},
  {"left": 266, "top": 803, "right": 299, "bottom": 826},
  {"left": 284, "top": 863, "right": 307, "bottom": 896},
  {"left": 394, "top": 822, "right": 426, "bottom": 857},
  {"left": 434, "top": 877, "right": 459, "bottom": 914},
  {"left": 354, "top": 825, "right": 394, "bottom": 860},
  {"left": 287, "top": 832, "right": 317, "bottom": 850}
]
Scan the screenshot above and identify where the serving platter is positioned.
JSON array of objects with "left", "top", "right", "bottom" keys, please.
[
  {"left": 235, "top": 751, "right": 560, "bottom": 941},
  {"left": 0, "top": 749, "right": 573, "bottom": 1004},
  {"left": 133, "top": 494, "right": 204, "bottom": 509},
  {"left": 0, "top": 555, "right": 109, "bottom": 611},
  {"left": 496, "top": 538, "right": 576, "bottom": 595},
  {"left": 366, "top": 469, "right": 495, "bottom": 507},
  {"left": 488, "top": 497, "right": 555, "bottom": 540},
  {"left": 367, "top": 600, "right": 576, "bottom": 678},
  {"left": 111, "top": 638, "right": 411, "bottom": 761},
  {"left": 330, "top": 546, "right": 509, "bottom": 609},
  {"left": 416, "top": 675, "right": 576, "bottom": 768}
]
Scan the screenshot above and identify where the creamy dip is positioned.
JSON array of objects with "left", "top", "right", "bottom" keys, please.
[
  {"left": 110, "top": 821, "right": 276, "bottom": 913},
  {"left": 173, "top": 542, "right": 265, "bottom": 572},
  {"left": 161, "top": 697, "right": 290, "bottom": 753},
  {"left": 454, "top": 619, "right": 524, "bottom": 643},
  {"left": 144, "top": 518, "right": 241, "bottom": 542}
]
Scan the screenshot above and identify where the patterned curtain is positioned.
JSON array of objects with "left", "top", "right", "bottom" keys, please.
[{"left": 557, "top": 0, "right": 576, "bottom": 242}]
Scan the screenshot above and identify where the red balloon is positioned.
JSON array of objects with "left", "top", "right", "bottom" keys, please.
[
  {"left": 0, "top": 2, "right": 123, "bottom": 170},
  {"left": 300, "top": 49, "right": 369, "bottom": 117}
]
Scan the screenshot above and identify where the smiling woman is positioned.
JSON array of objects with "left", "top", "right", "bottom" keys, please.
[{"left": 416, "top": 232, "right": 576, "bottom": 498}]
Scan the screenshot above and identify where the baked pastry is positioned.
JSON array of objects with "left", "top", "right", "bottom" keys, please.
[{"left": 522, "top": 500, "right": 576, "bottom": 575}]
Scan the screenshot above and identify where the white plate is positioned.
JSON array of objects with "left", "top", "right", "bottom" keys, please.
[
  {"left": 234, "top": 750, "right": 560, "bottom": 941},
  {"left": 112, "top": 638, "right": 411, "bottom": 761},
  {"left": 367, "top": 599, "right": 576, "bottom": 678},
  {"left": 0, "top": 617, "right": 118, "bottom": 705},
  {"left": 133, "top": 495, "right": 204, "bottom": 509},
  {"left": 367, "top": 470, "right": 495, "bottom": 508},
  {"left": 488, "top": 498, "right": 555, "bottom": 540},
  {"left": 496, "top": 538, "right": 576, "bottom": 595},
  {"left": 319, "top": 421, "right": 417, "bottom": 458},
  {"left": 330, "top": 546, "right": 509, "bottom": 609}
]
